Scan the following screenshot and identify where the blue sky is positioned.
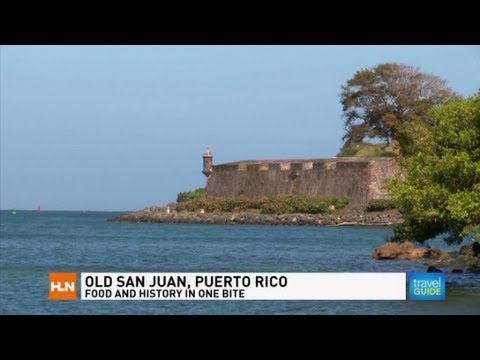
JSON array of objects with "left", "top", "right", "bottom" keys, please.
[{"left": 1, "top": 46, "right": 479, "bottom": 211}]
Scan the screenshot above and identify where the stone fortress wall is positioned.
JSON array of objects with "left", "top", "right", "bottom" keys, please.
[{"left": 202, "top": 149, "right": 400, "bottom": 205}]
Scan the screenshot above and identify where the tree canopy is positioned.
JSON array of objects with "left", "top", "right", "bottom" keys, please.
[
  {"left": 387, "top": 94, "right": 480, "bottom": 244},
  {"left": 340, "top": 63, "right": 458, "bottom": 147}
]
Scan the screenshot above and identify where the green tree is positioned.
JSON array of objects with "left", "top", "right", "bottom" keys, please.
[
  {"left": 340, "top": 63, "right": 458, "bottom": 147},
  {"left": 387, "top": 94, "right": 480, "bottom": 244},
  {"left": 176, "top": 188, "right": 205, "bottom": 203}
]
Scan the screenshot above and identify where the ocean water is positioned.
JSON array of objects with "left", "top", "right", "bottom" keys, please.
[{"left": 0, "top": 210, "right": 479, "bottom": 315}]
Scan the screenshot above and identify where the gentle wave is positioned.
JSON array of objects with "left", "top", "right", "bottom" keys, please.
[{"left": 0, "top": 211, "right": 478, "bottom": 314}]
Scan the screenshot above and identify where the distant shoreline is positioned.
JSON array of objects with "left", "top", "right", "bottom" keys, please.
[
  {"left": 108, "top": 208, "right": 403, "bottom": 227},
  {"left": 0, "top": 209, "right": 130, "bottom": 213}
]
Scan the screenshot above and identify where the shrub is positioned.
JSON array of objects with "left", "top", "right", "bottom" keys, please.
[
  {"left": 330, "top": 197, "right": 350, "bottom": 210},
  {"left": 337, "top": 146, "right": 359, "bottom": 157},
  {"left": 260, "top": 195, "right": 335, "bottom": 214},
  {"left": 366, "top": 199, "right": 396, "bottom": 212},
  {"left": 176, "top": 188, "right": 205, "bottom": 203},
  {"left": 174, "top": 195, "right": 349, "bottom": 214},
  {"left": 337, "top": 142, "right": 399, "bottom": 158}
]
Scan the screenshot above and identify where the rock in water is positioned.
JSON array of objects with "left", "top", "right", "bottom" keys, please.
[
  {"left": 372, "top": 241, "right": 435, "bottom": 260},
  {"left": 459, "top": 242, "right": 480, "bottom": 257},
  {"left": 427, "top": 266, "right": 443, "bottom": 273},
  {"left": 473, "top": 242, "right": 480, "bottom": 256}
]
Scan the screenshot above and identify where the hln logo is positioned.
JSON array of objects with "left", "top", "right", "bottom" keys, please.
[
  {"left": 409, "top": 272, "right": 445, "bottom": 301},
  {"left": 49, "top": 272, "right": 77, "bottom": 300}
]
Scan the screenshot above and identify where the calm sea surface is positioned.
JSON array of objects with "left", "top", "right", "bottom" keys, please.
[{"left": 1, "top": 211, "right": 479, "bottom": 314}]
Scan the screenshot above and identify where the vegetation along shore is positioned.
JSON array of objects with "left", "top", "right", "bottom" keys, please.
[
  {"left": 108, "top": 200, "right": 403, "bottom": 227},
  {"left": 110, "top": 64, "right": 479, "bottom": 271}
]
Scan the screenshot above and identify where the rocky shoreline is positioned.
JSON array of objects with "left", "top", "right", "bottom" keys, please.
[
  {"left": 373, "top": 241, "right": 480, "bottom": 272},
  {"left": 108, "top": 207, "right": 479, "bottom": 272},
  {"left": 107, "top": 207, "right": 404, "bottom": 227}
]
